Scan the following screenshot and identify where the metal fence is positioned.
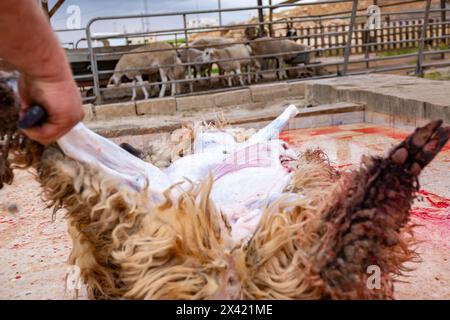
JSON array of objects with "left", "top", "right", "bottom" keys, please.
[{"left": 67, "top": 0, "right": 450, "bottom": 105}]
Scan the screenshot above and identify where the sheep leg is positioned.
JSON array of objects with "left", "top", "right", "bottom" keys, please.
[
  {"left": 159, "top": 68, "right": 168, "bottom": 98},
  {"left": 218, "top": 67, "right": 227, "bottom": 86},
  {"left": 236, "top": 68, "right": 245, "bottom": 86},
  {"left": 193, "top": 67, "right": 198, "bottom": 79},
  {"left": 312, "top": 120, "right": 450, "bottom": 299},
  {"left": 217, "top": 67, "right": 222, "bottom": 85},
  {"left": 207, "top": 65, "right": 213, "bottom": 87},
  {"left": 246, "top": 105, "right": 299, "bottom": 145},
  {"left": 226, "top": 72, "right": 233, "bottom": 87},
  {"left": 277, "top": 58, "right": 287, "bottom": 79},
  {"left": 58, "top": 123, "right": 172, "bottom": 196},
  {"left": 0, "top": 75, "right": 42, "bottom": 189},
  {"left": 131, "top": 79, "right": 137, "bottom": 101},
  {"left": 275, "top": 58, "right": 281, "bottom": 79},
  {"left": 136, "top": 75, "right": 149, "bottom": 100},
  {"left": 170, "top": 78, "right": 177, "bottom": 97}
]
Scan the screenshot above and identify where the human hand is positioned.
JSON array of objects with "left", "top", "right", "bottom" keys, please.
[{"left": 18, "top": 73, "right": 84, "bottom": 145}]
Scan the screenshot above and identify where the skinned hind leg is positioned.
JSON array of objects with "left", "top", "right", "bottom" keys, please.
[
  {"left": 310, "top": 120, "right": 450, "bottom": 299},
  {"left": 241, "top": 121, "right": 449, "bottom": 300}
]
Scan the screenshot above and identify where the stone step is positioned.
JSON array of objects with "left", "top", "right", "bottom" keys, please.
[
  {"left": 87, "top": 101, "right": 364, "bottom": 138},
  {"left": 83, "top": 81, "right": 307, "bottom": 122},
  {"left": 304, "top": 74, "right": 450, "bottom": 124}
]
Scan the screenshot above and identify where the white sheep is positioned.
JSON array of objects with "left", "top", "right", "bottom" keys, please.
[
  {"left": 190, "top": 36, "right": 235, "bottom": 51},
  {"left": 202, "top": 44, "right": 260, "bottom": 87},
  {"left": 109, "top": 42, "right": 185, "bottom": 100},
  {"left": 250, "top": 37, "right": 311, "bottom": 80},
  {"left": 178, "top": 47, "right": 211, "bottom": 79}
]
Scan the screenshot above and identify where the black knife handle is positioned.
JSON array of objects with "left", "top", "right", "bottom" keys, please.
[{"left": 17, "top": 105, "right": 48, "bottom": 129}]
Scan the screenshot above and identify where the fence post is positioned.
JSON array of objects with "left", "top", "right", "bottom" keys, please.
[
  {"left": 364, "top": 29, "right": 370, "bottom": 69},
  {"left": 314, "top": 24, "right": 319, "bottom": 53},
  {"left": 396, "top": 21, "right": 401, "bottom": 49},
  {"left": 86, "top": 21, "right": 102, "bottom": 105},
  {"left": 343, "top": 0, "right": 358, "bottom": 75},
  {"left": 441, "top": 0, "right": 447, "bottom": 59},
  {"left": 307, "top": 26, "right": 311, "bottom": 46},
  {"left": 373, "top": 0, "right": 378, "bottom": 51},
  {"left": 299, "top": 26, "right": 304, "bottom": 45},
  {"left": 320, "top": 20, "right": 325, "bottom": 53},
  {"left": 416, "top": 0, "right": 432, "bottom": 76},
  {"left": 405, "top": 20, "right": 410, "bottom": 48},
  {"left": 257, "top": 0, "right": 265, "bottom": 36},
  {"left": 334, "top": 25, "right": 339, "bottom": 55},
  {"left": 182, "top": 14, "right": 194, "bottom": 93},
  {"left": 269, "top": 0, "right": 274, "bottom": 37},
  {"left": 327, "top": 25, "right": 332, "bottom": 54}
]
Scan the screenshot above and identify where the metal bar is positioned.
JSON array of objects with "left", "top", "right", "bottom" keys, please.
[
  {"left": 54, "top": 27, "right": 86, "bottom": 33},
  {"left": 95, "top": 22, "right": 450, "bottom": 59},
  {"left": 218, "top": 0, "right": 223, "bottom": 27},
  {"left": 343, "top": 0, "right": 359, "bottom": 75},
  {"left": 77, "top": 41, "right": 450, "bottom": 97},
  {"left": 269, "top": 0, "right": 274, "bottom": 37},
  {"left": 88, "top": 8, "right": 450, "bottom": 42},
  {"left": 49, "top": 0, "right": 65, "bottom": 18},
  {"left": 85, "top": 35, "right": 450, "bottom": 79},
  {"left": 41, "top": 0, "right": 49, "bottom": 17},
  {"left": 183, "top": 14, "right": 193, "bottom": 93},
  {"left": 441, "top": 0, "right": 448, "bottom": 53},
  {"left": 416, "top": 0, "right": 432, "bottom": 76},
  {"left": 84, "top": 0, "right": 354, "bottom": 29},
  {"left": 85, "top": 22, "right": 102, "bottom": 105},
  {"left": 79, "top": 32, "right": 450, "bottom": 78},
  {"left": 257, "top": 0, "right": 265, "bottom": 37}
]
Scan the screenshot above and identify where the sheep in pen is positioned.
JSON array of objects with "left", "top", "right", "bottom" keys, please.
[{"left": 0, "top": 72, "right": 449, "bottom": 300}]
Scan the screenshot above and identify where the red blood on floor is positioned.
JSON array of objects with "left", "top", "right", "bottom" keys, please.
[
  {"left": 337, "top": 163, "right": 353, "bottom": 169},
  {"left": 351, "top": 127, "right": 409, "bottom": 141},
  {"left": 279, "top": 133, "right": 295, "bottom": 145},
  {"left": 418, "top": 190, "right": 450, "bottom": 210},
  {"left": 412, "top": 208, "right": 450, "bottom": 222},
  {"left": 351, "top": 127, "right": 386, "bottom": 135},
  {"left": 411, "top": 190, "right": 450, "bottom": 228},
  {"left": 309, "top": 127, "right": 342, "bottom": 136}
]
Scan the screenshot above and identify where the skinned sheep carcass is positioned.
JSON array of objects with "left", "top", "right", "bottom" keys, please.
[
  {"left": 1, "top": 72, "right": 449, "bottom": 299},
  {"left": 202, "top": 44, "right": 260, "bottom": 87},
  {"left": 250, "top": 37, "right": 311, "bottom": 80},
  {"left": 109, "top": 42, "right": 185, "bottom": 100}
]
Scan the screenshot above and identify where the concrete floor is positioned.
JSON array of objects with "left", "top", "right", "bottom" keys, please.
[{"left": 0, "top": 122, "right": 448, "bottom": 299}]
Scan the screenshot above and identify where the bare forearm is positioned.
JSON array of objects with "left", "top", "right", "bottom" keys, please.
[
  {"left": 0, "top": 0, "right": 71, "bottom": 81},
  {"left": 0, "top": 0, "right": 83, "bottom": 145}
]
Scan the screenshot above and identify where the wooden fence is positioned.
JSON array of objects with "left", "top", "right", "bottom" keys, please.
[{"left": 292, "top": 18, "right": 450, "bottom": 55}]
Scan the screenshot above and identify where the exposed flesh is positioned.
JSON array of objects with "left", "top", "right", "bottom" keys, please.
[{"left": 57, "top": 105, "right": 299, "bottom": 243}]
